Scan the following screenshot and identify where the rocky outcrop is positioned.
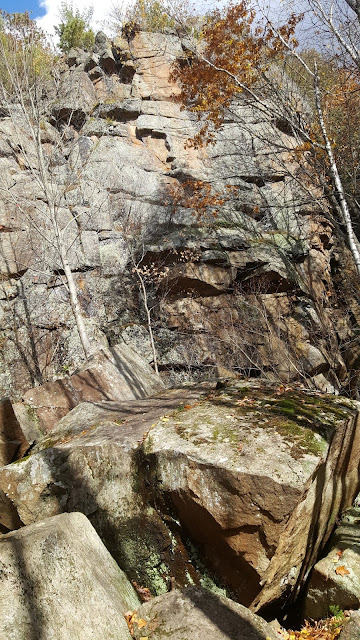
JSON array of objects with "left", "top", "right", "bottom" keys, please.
[
  {"left": 0, "top": 382, "right": 359, "bottom": 613},
  {"left": 0, "top": 31, "right": 358, "bottom": 397},
  {"left": 131, "top": 586, "right": 281, "bottom": 640},
  {"left": 0, "top": 512, "right": 139, "bottom": 640}
]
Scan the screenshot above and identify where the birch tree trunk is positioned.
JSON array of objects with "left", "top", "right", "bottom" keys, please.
[{"left": 313, "top": 62, "right": 360, "bottom": 278}]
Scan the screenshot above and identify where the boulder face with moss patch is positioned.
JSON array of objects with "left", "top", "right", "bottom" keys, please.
[{"left": 144, "top": 381, "right": 360, "bottom": 611}]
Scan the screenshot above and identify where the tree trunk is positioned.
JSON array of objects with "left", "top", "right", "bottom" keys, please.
[{"left": 314, "top": 63, "right": 360, "bottom": 278}]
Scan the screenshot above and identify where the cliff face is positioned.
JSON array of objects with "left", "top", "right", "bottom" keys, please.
[{"left": 0, "top": 30, "right": 359, "bottom": 397}]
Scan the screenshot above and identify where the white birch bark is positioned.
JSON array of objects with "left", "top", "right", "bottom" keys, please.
[{"left": 313, "top": 62, "right": 360, "bottom": 278}]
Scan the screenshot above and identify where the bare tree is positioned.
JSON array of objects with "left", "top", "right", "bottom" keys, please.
[{"left": 0, "top": 12, "right": 95, "bottom": 360}]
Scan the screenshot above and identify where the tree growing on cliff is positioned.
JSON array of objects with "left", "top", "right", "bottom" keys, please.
[
  {"left": 0, "top": 11, "right": 94, "bottom": 360},
  {"left": 55, "top": 3, "right": 95, "bottom": 52},
  {"left": 107, "top": 0, "right": 200, "bottom": 35},
  {"left": 171, "top": 1, "right": 360, "bottom": 278}
]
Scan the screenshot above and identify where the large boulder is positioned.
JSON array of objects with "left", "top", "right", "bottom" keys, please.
[
  {"left": 0, "top": 385, "right": 207, "bottom": 594},
  {"left": 304, "top": 505, "right": 360, "bottom": 619},
  {"left": 143, "top": 382, "right": 360, "bottom": 611},
  {"left": 19, "top": 344, "right": 164, "bottom": 433},
  {"left": 0, "top": 382, "right": 359, "bottom": 614},
  {"left": 51, "top": 70, "right": 97, "bottom": 128},
  {"left": 131, "top": 586, "right": 281, "bottom": 640},
  {"left": 339, "top": 611, "right": 360, "bottom": 639},
  {"left": 0, "top": 511, "right": 139, "bottom": 640}
]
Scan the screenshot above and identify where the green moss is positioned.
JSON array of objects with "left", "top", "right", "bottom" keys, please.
[
  {"left": 151, "top": 385, "right": 355, "bottom": 462},
  {"left": 275, "top": 420, "right": 327, "bottom": 457},
  {"left": 211, "top": 424, "right": 239, "bottom": 445},
  {"left": 11, "top": 454, "right": 31, "bottom": 464}
]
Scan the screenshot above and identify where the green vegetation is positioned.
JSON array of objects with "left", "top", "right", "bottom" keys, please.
[
  {"left": 0, "top": 10, "right": 54, "bottom": 99},
  {"left": 12, "top": 454, "right": 31, "bottom": 464},
  {"left": 329, "top": 604, "right": 345, "bottom": 620},
  {"left": 156, "top": 384, "right": 356, "bottom": 460},
  {"left": 55, "top": 2, "right": 95, "bottom": 53},
  {"left": 110, "top": 0, "right": 176, "bottom": 34}
]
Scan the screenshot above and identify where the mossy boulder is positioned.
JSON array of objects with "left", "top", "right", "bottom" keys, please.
[
  {"left": 0, "top": 380, "right": 359, "bottom": 615},
  {"left": 143, "top": 381, "right": 360, "bottom": 611}
]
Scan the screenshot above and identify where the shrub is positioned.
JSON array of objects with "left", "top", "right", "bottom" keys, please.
[{"left": 55, "top": 2, "right": 95, "bottom": 53}]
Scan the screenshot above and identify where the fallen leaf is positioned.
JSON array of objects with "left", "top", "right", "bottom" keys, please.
[
  {"left": 335, "top": 565, "right": 350, "bottom": 576},
  {"left": 184, "top": 405, "right": 192, "bottom": 409},
  {"left": 161, "top": 418, "right": 169, "bottom": 422},
  {"left": 124, "top": 611, "right": 137, "bottom": 636},
  {"left": 336, "top": 550, "right": 344, "bottom": 557},
  {"left": 137, "top": 619, "right": 147, "bottom": 629},
  {"left": 131, "top": 581, "right": 153, "bottom": 602}
]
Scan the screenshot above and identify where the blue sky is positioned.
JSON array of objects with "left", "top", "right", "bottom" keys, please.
[
  {"left": 1, "top": 1, "right": 45, "bottom": 16},
  {"left": 1, "top": 0, "right": 126, "bottom": 35},
  {"left": 2, "top": 0, "right": 285, "bottom": 38}
]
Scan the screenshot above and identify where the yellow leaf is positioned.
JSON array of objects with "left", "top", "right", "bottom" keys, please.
[{"left": 137, "top": 618, "right": 147, "bottom": 629}]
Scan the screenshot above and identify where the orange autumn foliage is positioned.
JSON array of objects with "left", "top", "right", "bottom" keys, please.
[{"left": 171, "top": 1, "right": 303, "bottom": 147}]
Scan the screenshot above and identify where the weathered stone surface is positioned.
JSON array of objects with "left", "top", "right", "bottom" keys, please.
[
  {"left": 51, "top": 71, "right": 97, "bottom": 128},
  {"left": 96, "top": 100, "right": 142, "bottom": 122},
  {"left": 0, "top": 512, "right": 138, "bottom": 640},
  {"left": 0, "top": 29, "right": 359, "bottom": 401},
  {"left": 143, "top": 383, "right": 360, "bottom": 610},
  {"left": 0, "top": 398, "right": 28, "bottom": 466},
  {"left": 132, "top": 587, "right": 281, "bottom": 640},
  {"left": 304, "top": 506, "right": 360, "bottom": 619},
  {"left": 129, "top": 32, "right": 183, "bottom": 101},
  {"left": 339, "top": 611, "right": 360, "bottom": 639},
  {"left": 21, "top": 344, "right": 164, "bottom": 433},
  {"left": 0, "top": 385, "right": 209, "bottom": 591},
  {"left": 0, "top": 383, "right": 359, "bottom": 613}
]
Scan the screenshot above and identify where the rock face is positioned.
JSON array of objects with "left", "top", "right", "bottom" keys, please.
[
  {"left": 0, "top": 31, "right": 359, "bottom": 397},
  {"left": 131, "top": 586, "right": 281, "bottom": 640},
  {"left": 0, "top": 382, "right": 359, "bottom": 613},
  {"left": 0, "top": 512, "right": 139, "bottom": 640},
  {"left": 304, "top": 505, "right": 360, "bottom": 619}
]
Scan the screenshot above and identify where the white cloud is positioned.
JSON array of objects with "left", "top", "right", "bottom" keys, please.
[{"left": 37, "top": 0, "right": 130, "bottom": 39}]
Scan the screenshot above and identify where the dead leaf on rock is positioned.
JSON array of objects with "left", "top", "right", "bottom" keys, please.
[
  {"left": 335, "top": 565, "right": 350, "bottom": 576},
  {"left": 137, "top": 619, "right": 147, "bottom": 629},
  {"left": 132, "top": 581, "right": 153, "bottom": 602}
]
